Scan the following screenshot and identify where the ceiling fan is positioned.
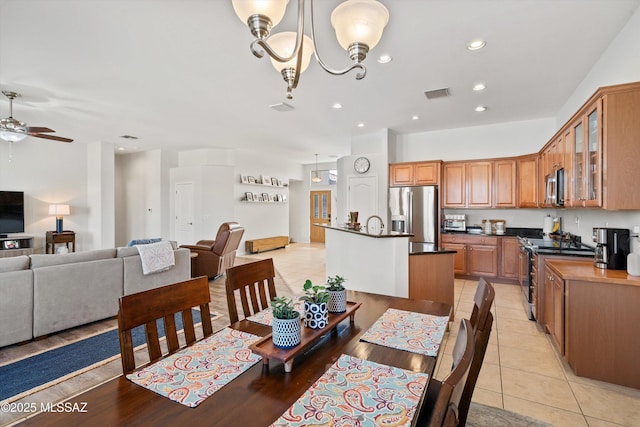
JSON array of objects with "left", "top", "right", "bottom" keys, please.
[{"left": 0, "top": 91, "right": 73, "bottom": 143}]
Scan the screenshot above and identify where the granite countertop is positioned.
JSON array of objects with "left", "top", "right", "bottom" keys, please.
[
  {"left": 545, "top": 259, "right": 640, "bottom": 287},
  {"left": 314, "top": 223, "right": 414, "bottom": 239},
  {"left": 409, "top": 248, "right": 457, "bottom": 255}
]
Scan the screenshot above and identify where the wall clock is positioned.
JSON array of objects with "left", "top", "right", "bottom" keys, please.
[{"left": 354, "top": 156, "right": 370, "bottom": 174}]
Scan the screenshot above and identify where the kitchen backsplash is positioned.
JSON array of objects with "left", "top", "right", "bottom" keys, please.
[{"left": 443, "top": 208, "right": 640, "bottom": 251}]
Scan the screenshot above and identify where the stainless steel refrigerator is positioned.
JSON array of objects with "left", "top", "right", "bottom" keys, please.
[{"left": 388, "top": 186, "right": 438, "bottom": 252}]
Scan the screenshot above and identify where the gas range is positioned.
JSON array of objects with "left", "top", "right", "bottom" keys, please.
[{"left": 517, "top": 237, "right": 595, "bottom": 257}]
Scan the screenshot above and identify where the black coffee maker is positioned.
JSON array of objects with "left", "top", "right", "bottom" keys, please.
[{"left": 592, "top": 227, "right": 630, "bottom": 270}]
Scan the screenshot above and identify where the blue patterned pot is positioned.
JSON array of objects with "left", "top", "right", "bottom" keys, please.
[
  {"left": 304, "top": 301, "right": 328, "bottom": 329},
  {"left": 328, "top": 289, "right": 347, "bottom": 313},
  {"left": 272, "top": 314, "right": 301, "bottom": 348}
]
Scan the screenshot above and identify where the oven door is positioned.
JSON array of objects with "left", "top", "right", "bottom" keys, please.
[{"left": 518, "top": 245, "right": 535, "bottom": 320}]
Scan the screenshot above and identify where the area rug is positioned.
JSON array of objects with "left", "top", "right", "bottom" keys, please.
[
  {"left": 467, "top": 402, "right": 552, "bottom": 427},
  {"left": 0, "top": 309, "right": 219, "bottom": 402}
]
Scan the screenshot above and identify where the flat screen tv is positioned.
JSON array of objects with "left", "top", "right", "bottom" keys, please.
[{"left": 0, "top": 191, "right": 25, "bottom": 237}]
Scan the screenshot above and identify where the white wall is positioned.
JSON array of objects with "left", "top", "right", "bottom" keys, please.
[
  {"left": 394, "top": 118, "right": 556, "bottom": 162},
  {"left": 87, "top": 141, "right": 115, "bottom": 249},
  {"left": 0, "top": 138, "right": 91, "bottom": 251}
]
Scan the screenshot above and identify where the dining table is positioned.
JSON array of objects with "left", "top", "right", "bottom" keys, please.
[{"left": 20, "top": 290, "right": 451, "bottom": 427}]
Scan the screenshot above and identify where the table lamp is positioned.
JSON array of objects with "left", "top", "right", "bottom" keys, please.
[{"left": 48, "top": 204, "right": 70, "bottom": 233}]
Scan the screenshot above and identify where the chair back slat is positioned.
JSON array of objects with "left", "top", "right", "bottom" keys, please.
[
  {"left": 458, "top": 278, "right": 495, "bottom": 426},
  {"left": 225, "top": 259, "right": 277, "bottom": 324},
  {"left": 117, "top": 276, "right": 213, "bottom": 374}
]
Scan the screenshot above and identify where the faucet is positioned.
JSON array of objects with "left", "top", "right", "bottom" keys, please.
[{"left": 366, "top": 215, "right": 385, "bottom": 235}]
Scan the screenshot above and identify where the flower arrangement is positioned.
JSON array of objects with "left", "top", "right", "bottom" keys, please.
[
  {"left": 299, "top": 279, "right": 329, "bottom": 304},
  {"left": 270, "top": 296, "right": 299, "bottom": 320},
  {"left": 326, "top": 275, "right": 346, "bottom": 291}
]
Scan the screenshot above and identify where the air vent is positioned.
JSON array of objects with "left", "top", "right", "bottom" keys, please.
[
  {"left": 424, "top": 88, "right": 450, "bottom": 100},
  {"left": 269, "top": 102, "right": 295, "bottom": 112}
]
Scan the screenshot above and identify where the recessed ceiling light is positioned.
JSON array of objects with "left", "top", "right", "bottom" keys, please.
[
  {"left": 473, "top": 83, "right": 486, "bottom": 91},
  {"left": 357, "top": 123, "right": 365, "bottom": 128},
  {"left": 467, "top": 40, "right": 486, "bottom": 50},
  {"left": 332, "top": 103, "right": 343, "bottom": 109},
  {"left": 475, "top": 105, "right": 487, "bottom": 112},
  {"left": 377, "top": 54, "right": 392, "bottom": 64},
  {"left": 411, "top": 115, "right": 420, "bottom": 120}
]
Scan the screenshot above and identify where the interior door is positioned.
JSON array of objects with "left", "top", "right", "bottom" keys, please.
[
  {"left": 348, "top": 175, "right": 379, "bottom": 232},
  {"left": 310, "top": 190, "right": 331, "bottom": 243},
  {"left": 175, "top": 182, "right": 194, "bottom": 245}
]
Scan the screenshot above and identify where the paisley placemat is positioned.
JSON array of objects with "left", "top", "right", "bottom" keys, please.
[
  {"left": 270, "top": 354, "right": 428, "bottom": 426},
  {"left": 126, "top": 327, "right": 262, "bottom": 407},
  {"left": 247, "top": 302, "right": 303, "bottom": 326},
  {"left": 359, "top": 308, "right": 449, "bottom": 357}
]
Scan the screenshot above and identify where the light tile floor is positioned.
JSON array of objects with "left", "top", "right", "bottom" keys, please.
[{"left": 246, "top": 243, "right": 640, "bottom": 427}]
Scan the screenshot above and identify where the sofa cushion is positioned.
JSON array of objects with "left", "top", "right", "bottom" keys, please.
[
  {"left": 0, "top": 269, "right": 34, "bottom": 347},
  {"left": 30, "top": 248, "right": 117, "bottom": 269},
  {"left": 0, "top": 255, "right": 30, "bottom": 273}
]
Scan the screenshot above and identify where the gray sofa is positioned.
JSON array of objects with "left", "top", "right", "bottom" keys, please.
[{"left": 0, "top": 245, "right": 190, "bottom": 348}]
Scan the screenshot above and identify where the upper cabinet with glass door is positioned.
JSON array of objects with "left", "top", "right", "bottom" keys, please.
[{"left": 569, "top": 98, "right": 602, "bottom": 207}]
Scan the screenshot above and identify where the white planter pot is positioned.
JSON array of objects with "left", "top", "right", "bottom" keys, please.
[
  {"left": 272, "top": 315, "right": 301, "bottom": 348},
  {"left": 303, "top": 301, "right": 328, "bottom": 329},
  {"left": 328, "top": 289, "right": 347, "bottom": 313}
]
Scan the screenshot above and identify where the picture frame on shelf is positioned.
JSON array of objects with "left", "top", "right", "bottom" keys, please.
[
  {"left": 262, "top": 175, "right": 271, "bottom": 186},
  {"left": 268, "top": 194, "right": 275, "bottom": 202},
  {"left": 262, "top": 193, "right": 269, "bottom": 202},
  {"left": 277, "top": 179, "right": 283, "bottom": 186},
  {"left": 241, "top": 175, "right": 248, "bottom": 184},
  {"left": 3, "top": 240, "right": 19, "bottom": 249},
  {"left": 271, "top": 177, "right": 278, "bottom": 186},
  {"left": 276, "top": 194, "right": 282, "bottom": 202},
  {"left": 248, "top": 176, "right": 256, "bottom": 184},
  {"left": 245, "top": 192, "right": 253, "bottom": 201},
  {"left": 252, "top": 193, "right": 259, "bottom": 201}
]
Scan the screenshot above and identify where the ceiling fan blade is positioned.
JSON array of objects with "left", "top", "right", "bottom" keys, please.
[
  {"left": 27, "top": 126, "right": 56, "bottom": 133},
  {"left": 29, "top": 132, "right": 73, "bottom": 143}
]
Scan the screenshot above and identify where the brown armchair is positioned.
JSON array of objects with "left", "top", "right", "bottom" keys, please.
[{"left": 180, "top": 222, "right": 245, "bottom": 279}]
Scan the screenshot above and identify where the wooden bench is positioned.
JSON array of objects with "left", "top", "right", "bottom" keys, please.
[{"left": 245, "top": 236, "right": 289, "bottom": 254}]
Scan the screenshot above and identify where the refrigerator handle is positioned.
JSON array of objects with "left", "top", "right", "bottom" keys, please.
[{"left": 407, "top": 190, "right": 413, "bottom": 234}]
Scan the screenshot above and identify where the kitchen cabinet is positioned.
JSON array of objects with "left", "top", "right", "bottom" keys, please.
[
  {"left": 517, "top": 155, "right": 538, "bottom": 207},
  {"left": 389, "top": 161, "right": 441, "bottom": 186},
  {"left": 493, "top": 159, "right": 517, "bottom": 208},
  {"left": 562, "top": 82, "right": 640, "bottom": 209},
  {"left": 543, "top": 264, "right": 564, "bottom": 354},
  {"left": 499, "top": 237, "right": 519, "bottom": 280},
  {"left": 441, "top": 234, "right": 497, "bottom": 278},
  {"left": 442, "top": 161, "right": 492, "bottom": 208},
  {"left": 409, "top": 252, "right": 455, "bottom": 318},
  {"left": 546, "top": 259, "right": 640, "bottom": 389}
]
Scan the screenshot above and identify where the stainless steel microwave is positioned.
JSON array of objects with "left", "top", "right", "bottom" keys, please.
[{"left": 545, "top": 168, "right": 564, "bottom": 206}]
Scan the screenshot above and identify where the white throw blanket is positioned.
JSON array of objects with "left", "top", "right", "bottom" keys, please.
[{"left": 136, "top": 241, "right": 175, "bottom": 275}]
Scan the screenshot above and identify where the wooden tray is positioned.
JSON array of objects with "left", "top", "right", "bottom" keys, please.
[{"left": 249, "top": 301, "right": 362, "bottom": 372}]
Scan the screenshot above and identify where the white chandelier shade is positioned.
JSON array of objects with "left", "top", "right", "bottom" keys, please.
[{"left": 232, "top": 0, "right": 389, "bottom": 98}]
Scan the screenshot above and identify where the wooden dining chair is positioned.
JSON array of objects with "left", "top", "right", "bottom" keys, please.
[
  {"left": 117, "top": 276, "right": 214, "bottom": 374},
  {"left": 225, "top": 258, "right": 277, "bottom": 324},
  {"left": 458, "top": 277, "right": 495, "bottom": 426},
  {"left": 416, "top": 318, "right": 475, "bottom": 427}
]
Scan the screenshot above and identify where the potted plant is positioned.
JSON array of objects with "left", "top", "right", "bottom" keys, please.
[
  {"left": 270, "top": 297, "right": 301, "bottom": 348},
  {"left": 326, "top": 275, "right": 347, "bottom": 313},
  {"left": 300, "top": 279, "right": 329, "bottom": 329}
]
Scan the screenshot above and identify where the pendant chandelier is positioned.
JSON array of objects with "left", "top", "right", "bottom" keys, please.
[
  {"left": 312, "top": 153, "right": 322, "bottom": 183},
  {"left": 232, "top": 0, "right": 389, "bottom": 99}
]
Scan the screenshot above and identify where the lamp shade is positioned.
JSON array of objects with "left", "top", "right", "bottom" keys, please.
[
  {"left": 331, "top": 0, "right": 389, "bottom": 51},
  {"left": 48, "top": 204, "right": 70, "bottom": 216},
  {"left": 268, "top": 32, "right": 314, "bottom": 73},
  {"left": 232, "top": 0, "right": 289, "bottom": 27}
]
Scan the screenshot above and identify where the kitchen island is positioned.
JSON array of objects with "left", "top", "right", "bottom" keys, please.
[
  {"left": 545, "top": 259, "right": 640, "bottom": 389},
  {"left": 318, "top": 225, "right": 455, "bottom": 309}
]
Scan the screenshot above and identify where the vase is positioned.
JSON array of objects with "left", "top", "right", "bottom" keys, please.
[
  {"left": 328, "top": 289, "right": 347, "bottom": 313},
  {"left": 272, "top": 315, "right": 301, "bottom": 348},
  {"left": 303, "top": 301, "right": 328, "bottom": 329}
]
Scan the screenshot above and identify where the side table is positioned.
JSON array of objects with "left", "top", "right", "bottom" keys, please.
[{"left": 46, "top": 231, "right": 76, "bottom": 254}]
